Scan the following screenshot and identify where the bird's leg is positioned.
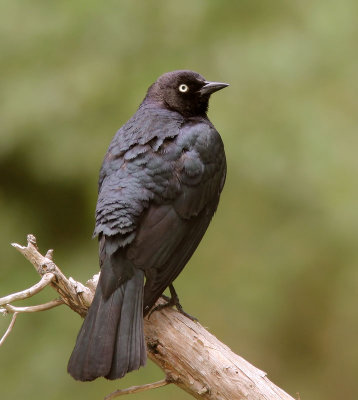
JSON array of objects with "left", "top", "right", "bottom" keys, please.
[
  {"left": 148, "top": 291, "right": 175, "bottom": 318},
  {"left": 149, "top": 284, "right": 198, "bottom": 321},
  {"left": 168, "top": 284, "right": 198, "bottom": 321},
  {"left": 160, "top": 294, "right": 171, "bottom": 302}
]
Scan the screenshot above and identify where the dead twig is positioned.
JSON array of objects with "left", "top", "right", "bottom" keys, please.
[
  {"left": 104, "top": 378, "right": 170, "bottom": 399},
  {"left": 1, "top": 299, "right": 64, "bottom": 314},
  {"left": 0, "top": 312, "right": 18, "bottom": 347},
  {"left": 0, "top": 272, "right": 55, "bottom": 306},
  {"left": 0, "top": 270, "right": 64, "bottom": 346}
]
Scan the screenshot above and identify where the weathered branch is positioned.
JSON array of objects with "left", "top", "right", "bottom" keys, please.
[
  {"left": 2, "top": 235, "right": 295, "bottom": 400},
  {"left": 2, "top": 299, "right": 63, "bottom": 314},
  {"left": 144, "top": 309, "right": 293, "bottom": 400},
  {"left": 104, "top": 378, "right": 170, "bottom": 399},
  {"left": 0, "top": 267, "right": 64, "bottom": 347},
  {"left": 11, "top": 234, "right": 92, "bottom": 317},
  {"left": 0, "top": 272, "right": 55, "bottom": 305},
  {"left": 0, "top": 312, "right": 18, "bottom": 346}
]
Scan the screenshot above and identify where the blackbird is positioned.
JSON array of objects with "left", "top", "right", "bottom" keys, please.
[{"left": 67, "top": 70, "right": 228, "bottom": 381}]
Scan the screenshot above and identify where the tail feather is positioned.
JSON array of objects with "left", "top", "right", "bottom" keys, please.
[
  {"left": 67, "top": 267, "right": 146, "bottom": 381},
  {"left": 107, "top": 270, "right": 146, "bottom": 379}
]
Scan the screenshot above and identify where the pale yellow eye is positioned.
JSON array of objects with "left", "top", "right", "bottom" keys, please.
[{"left": 179, "top": 84, "right": 189, "bottom": 93}]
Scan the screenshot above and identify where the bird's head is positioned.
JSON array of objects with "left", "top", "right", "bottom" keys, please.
[{"left": 145, "top": 70, "right": 229, "bottom": 117}]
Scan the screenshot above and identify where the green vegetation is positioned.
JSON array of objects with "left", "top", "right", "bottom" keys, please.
[{"left": 1, "top": 1, "right": 357, "bottom": 399}]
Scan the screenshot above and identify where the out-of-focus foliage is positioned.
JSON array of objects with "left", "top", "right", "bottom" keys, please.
[{"left": 1, "top": 1, "right": 357, "bottom": 399}]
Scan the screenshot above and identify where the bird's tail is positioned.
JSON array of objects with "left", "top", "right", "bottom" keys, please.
[{"left": 67, "top": 264, "right": 146, "bottom": 381}]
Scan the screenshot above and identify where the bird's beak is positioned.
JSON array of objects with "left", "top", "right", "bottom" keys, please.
[{"left": 199, "top": 81, "right": 229, "bottom": 96}]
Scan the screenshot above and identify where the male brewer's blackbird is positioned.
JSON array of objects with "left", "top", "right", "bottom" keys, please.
[{"left": 67, "top": 70, "right": 228, "bottom": 381}]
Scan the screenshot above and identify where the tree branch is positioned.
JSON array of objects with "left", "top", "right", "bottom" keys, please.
[
  {"left": 104, "top": 378, "right": 170, "bottom": 399},
  {"left": 0, "top": 312, "right": 18, "bottom": 346},
  {"left": 0, "top": 272, "right": 55, "bottom": 305},
  {"left": 11, "top": 234, "right": 92, "bottom": 317},
  {"left": 2, "top": 235, "right": 295, "bottom": 400},
  {"left": 1, "top": 299, "right": 63, "bottom": 314}
]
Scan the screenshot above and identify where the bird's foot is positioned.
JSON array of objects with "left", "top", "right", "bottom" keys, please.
[
  {"left": 148, "top": 284, "right": 198, "bottom": 322},
  {"left": 172, "top": 300, "right": 198, "bottom": 322},
  {"left": 160, "top": 294, "right": 171, "bottom": 302}
]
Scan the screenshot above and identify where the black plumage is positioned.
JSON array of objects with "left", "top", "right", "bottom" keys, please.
[{"left": 67, "top": 70, "right": 228, "bottom": 381}]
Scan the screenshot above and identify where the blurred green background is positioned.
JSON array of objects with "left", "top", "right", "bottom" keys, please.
[{"left": 1, "top": 1, "right": 357, "bottom": 399}]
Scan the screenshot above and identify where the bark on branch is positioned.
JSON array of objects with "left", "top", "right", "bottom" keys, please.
[{"left": 1, "top": 235, "right": 295, "bottom": 400}]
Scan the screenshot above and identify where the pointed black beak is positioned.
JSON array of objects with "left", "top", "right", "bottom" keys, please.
[{"left": 199, "top": 81, "right": 229, "bottom": 96}]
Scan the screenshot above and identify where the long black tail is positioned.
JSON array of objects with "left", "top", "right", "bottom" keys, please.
[{"left": 67, "top": 260, "right": 146, "bottom": 381}]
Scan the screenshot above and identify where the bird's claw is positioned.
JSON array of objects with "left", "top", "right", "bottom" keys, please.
[{"left": 148, "top": 285, "right": 198, "bottom": 322}]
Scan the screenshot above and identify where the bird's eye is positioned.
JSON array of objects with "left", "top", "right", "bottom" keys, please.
[{"left": 178, "top": 84, "right": 189, "bottom": 93}]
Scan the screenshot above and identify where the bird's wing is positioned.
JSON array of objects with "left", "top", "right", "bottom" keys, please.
[
  {"left": 94, "top": 106, "right": 184, "bottom": 242},
  {"left": 129, "top": 201, "right": 219, "bottom": 314}
]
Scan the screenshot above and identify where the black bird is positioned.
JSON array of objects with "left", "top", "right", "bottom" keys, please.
[{"left": 67, "top": 70, "right": 228, "bottom": 381}]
